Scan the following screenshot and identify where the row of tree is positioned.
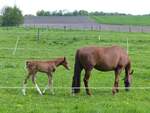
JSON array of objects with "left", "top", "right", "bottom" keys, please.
[
  {"left": 36, "top": 10, "right": 128, "bottom": 16},
  {"left": 0, "top": 6, "right": 129, "bottom": 26}
]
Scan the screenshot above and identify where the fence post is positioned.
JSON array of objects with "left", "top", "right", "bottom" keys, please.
[
  {"left": 129, "top": 25, "right": 131, "bottom": 32},
  {"left": 47, "top": 25, "right": 49, "bottom": 31},
  {"left": 36, "top": 28, "right": 40, "bottom": 41},
  {"left": 99, "top": 24, "right": 101, "bottom": 31},
  {"left": 141, "top": 26, "right": 144, "bottom": 33},
  {"left": 91, "top": 25, "right": 93, "bottom": 31},
  {"left": 64, "top": 26, "right": 66, "bottom": 31},
  {"left": 69, "top": 25, "right": 71, "bottom": 31}
]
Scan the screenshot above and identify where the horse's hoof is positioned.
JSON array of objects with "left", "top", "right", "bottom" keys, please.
[
  {"left": 51, "top": 92, "right": 55, "bottom": 95},
  {"left": 23, "top": 93, "right": 26, "bottom": 96},
  {"left": 116, "top": 89, "right": 119, "bottom": 93},
  {"left": 72, "top": 93, "right": 75, "bottom": 96},
  {"left": 72, "top": 92, "right": 80, "bottom": 96},
  {"left": 87, "top": 92, "right": 92, "bottom": 96},
  {"left": 112, "top": 90, "right": 116, "bottom": 95},
  {"left": 39, "top": 93, "right": 43, "bottom": 96},
  {"left": 112, "top": 92, "right": 116, "bottom": 95},
  {"left": 22, "top": 89, "right": 26, "bottom": 96},
  {"left": 125, "top": 88, "right": 130, "bottom": 91}
]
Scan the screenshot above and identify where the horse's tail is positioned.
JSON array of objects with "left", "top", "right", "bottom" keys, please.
[
  {"left": 125, "top": 61, "right": 134, "bottom": 75},
  {"left": 124, "top": 60, "right": 134, "bottom": 90},
  {"left": 25, "top": 61, "right": 32, "bottom": 70},
  {"left": 72, "top": 50, "right": 83, "bottom": 94}
]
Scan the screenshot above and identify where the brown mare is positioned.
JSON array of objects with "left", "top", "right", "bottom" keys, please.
[
  {"left": 72, "top": 46, "right": 133, "bottom": 95},
  {"left": 22, "top": 57, "right": 70, "bottom": 95}
]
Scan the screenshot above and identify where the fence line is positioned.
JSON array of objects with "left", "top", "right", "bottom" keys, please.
[
  {"left": 1, "top": 47, "right": 150, "bottom": 53},
  {"left": 0, "top": 86, "right": 150, "bottom": 89},
  {"left": 22, "top": 24, "right": 150, "bottom": 33},
  {"left": 0, "top": 56, "right": 66, "bottom": 60},
  {"left": 1, "top": 24, "right": 150, "bottom": 33}
]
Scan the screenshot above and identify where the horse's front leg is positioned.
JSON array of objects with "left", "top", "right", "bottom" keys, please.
[
  {"left": 112, "top": 68, "right": 122, "bottom": 95},
  {"left": 50, "top": 77, "right": 55, "bottom": 95},
  {"left": 49, "top": 73, "right": 55, "bottom": 95},
  {"left": 32, "top": 74, "right": 43, "bottom": 95},
  {"left": 43, "top": 73, "right": 54, "bottom": 95},
  {"left": 22, "top": 72, "right": 32, "bottom": 95},
  {"left": 84, "top": 70, "right": 92, "bottom": 96}
]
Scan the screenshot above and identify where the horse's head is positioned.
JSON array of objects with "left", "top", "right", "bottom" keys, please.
[
  {"left": 62, "top": 57, "right": 70, "bottom": 70},
  {"left": 124, "top": 70, "right": 134, "bottom": 91}
]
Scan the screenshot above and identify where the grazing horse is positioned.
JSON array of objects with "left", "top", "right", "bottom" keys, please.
[
  {"left": 22, "top": 57, "right": 70, "bottom": 95},
  {"left": 72, "top": 46, "right": 133, "bottom": 95}
]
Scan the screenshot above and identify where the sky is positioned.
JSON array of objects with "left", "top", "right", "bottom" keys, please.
[{"left": 0, "top": 0, "right": 150, "bottom": 15}]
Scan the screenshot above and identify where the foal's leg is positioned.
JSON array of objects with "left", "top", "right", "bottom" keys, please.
[
  {"left": 43, "top": 73, "right": 54, "bottom": 95},
  {"left": 48, "top": 73, "right": 55, "bottom": 95},
  {"left": 22, "top": 72, "right": 32, "bottom": 95},
  {"left": 112, "top": 68, "right": 122, "bottom": 95},
  {"left": 83, "top": 70, "right": 92, "bottom": 96},
  {"left": 42, "top": 74, "right": 50, "bottom": 94},
  {"left": 32, "top": 74, "right": 43, "bottom": 95},
  {"left": 42, "top": 85, "right": 49, "bottom": 94}
]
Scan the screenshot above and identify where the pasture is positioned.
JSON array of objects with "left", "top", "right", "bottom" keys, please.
[
  {"left": 92, "top": 15, "right": 150, "bottom": 26},
  {"left": 0, "top": 27, "right": 150, "bottom": 113}
]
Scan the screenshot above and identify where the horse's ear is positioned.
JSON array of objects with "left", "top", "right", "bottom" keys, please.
[
  {"left": 64, "top": 57, "right": 66, "bottom": 61},
  {"left": 130, "top": 70, "right": 134, "bottom": 75}
]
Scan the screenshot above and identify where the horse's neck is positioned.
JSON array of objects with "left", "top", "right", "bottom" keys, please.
[{"left": 54, "top": 59, "right": 63, "bottom": 67}]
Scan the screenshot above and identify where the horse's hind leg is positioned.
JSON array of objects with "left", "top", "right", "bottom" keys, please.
[
  {"left": 32, "top": 74, "right": 43, "bottom": 95},
  {"left": 43, "top": 84, "right": 49, "bottom": 94},
  {"left": 84, "top": 70, "right": 92, "bottom": 96},
  {"left": 22, "top": 72, "right": 31, "bottom": 95},
  {"left": 112, "top": 68, "right": 122, "bottom": 95}
]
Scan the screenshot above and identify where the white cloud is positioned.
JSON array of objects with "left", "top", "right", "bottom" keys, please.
[{"left": 0, "top": 0, "right": 150, "bottom": 15}]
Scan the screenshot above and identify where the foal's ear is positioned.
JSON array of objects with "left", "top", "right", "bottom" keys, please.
[{"left": 64, "top": 57, "right": 66, "bottom": 61}]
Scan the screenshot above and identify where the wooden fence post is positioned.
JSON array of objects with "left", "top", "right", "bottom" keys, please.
[
  {"left": 129, "top": 25, "right": 131, "bottom": 32},
  {"left": 99, "top": 25, "right": 101, "bottom": 31},
  {"left": 64, "top": 26, "right": 66, "bottom": 31},
  {"left": 36, "top": 28, "right": 40, "bottom": 41}
]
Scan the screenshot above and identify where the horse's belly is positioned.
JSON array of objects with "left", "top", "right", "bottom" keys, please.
[{"left": 94, "top": 65, "right": 115, "bottom": 71}]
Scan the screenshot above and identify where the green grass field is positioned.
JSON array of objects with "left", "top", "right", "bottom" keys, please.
[
  {"left": 91, "top": 15, "right": 150, "bottom": 26},
  {"left": 0, "top": 27, "right": 150, "bottom": 113}
]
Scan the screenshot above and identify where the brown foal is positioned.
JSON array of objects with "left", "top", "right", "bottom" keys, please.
[{"left": 22, "top": 57, "right": 70, "bottom": 95}]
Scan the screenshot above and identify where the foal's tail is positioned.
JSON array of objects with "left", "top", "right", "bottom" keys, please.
[
  {"left": 25, "top": 61, "right": 32, "bottom": 70},
  {"left": 72, "top": 50, "right": 83, "bottom": 94}
]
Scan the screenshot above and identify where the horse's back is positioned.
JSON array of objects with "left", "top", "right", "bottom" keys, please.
[{"left": 76, "top": 46, "right": 130, "bottom": 71}]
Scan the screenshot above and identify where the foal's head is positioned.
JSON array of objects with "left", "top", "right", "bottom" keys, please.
[
  {"left": 61, "top": 57, "right": 70, "bottom": 70},
  {"left": 124, "top": 70, "right": 134, "bottom": 91}
]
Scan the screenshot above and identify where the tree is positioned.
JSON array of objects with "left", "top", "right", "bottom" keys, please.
[
  {"left": 78, "top": 10, "right": 89, "bottom": 16},
  {"left": 1, "top": 6, "right": 23, "bottom": 26},
  {"left": 73, "top": 10, "right": 79, "bottom": 16},
  {"left": 0, "top": 16, "right": 2, "bottom": 26},
  {"left": 37, "top": 10, "right": 46, "bottom": 16}
]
